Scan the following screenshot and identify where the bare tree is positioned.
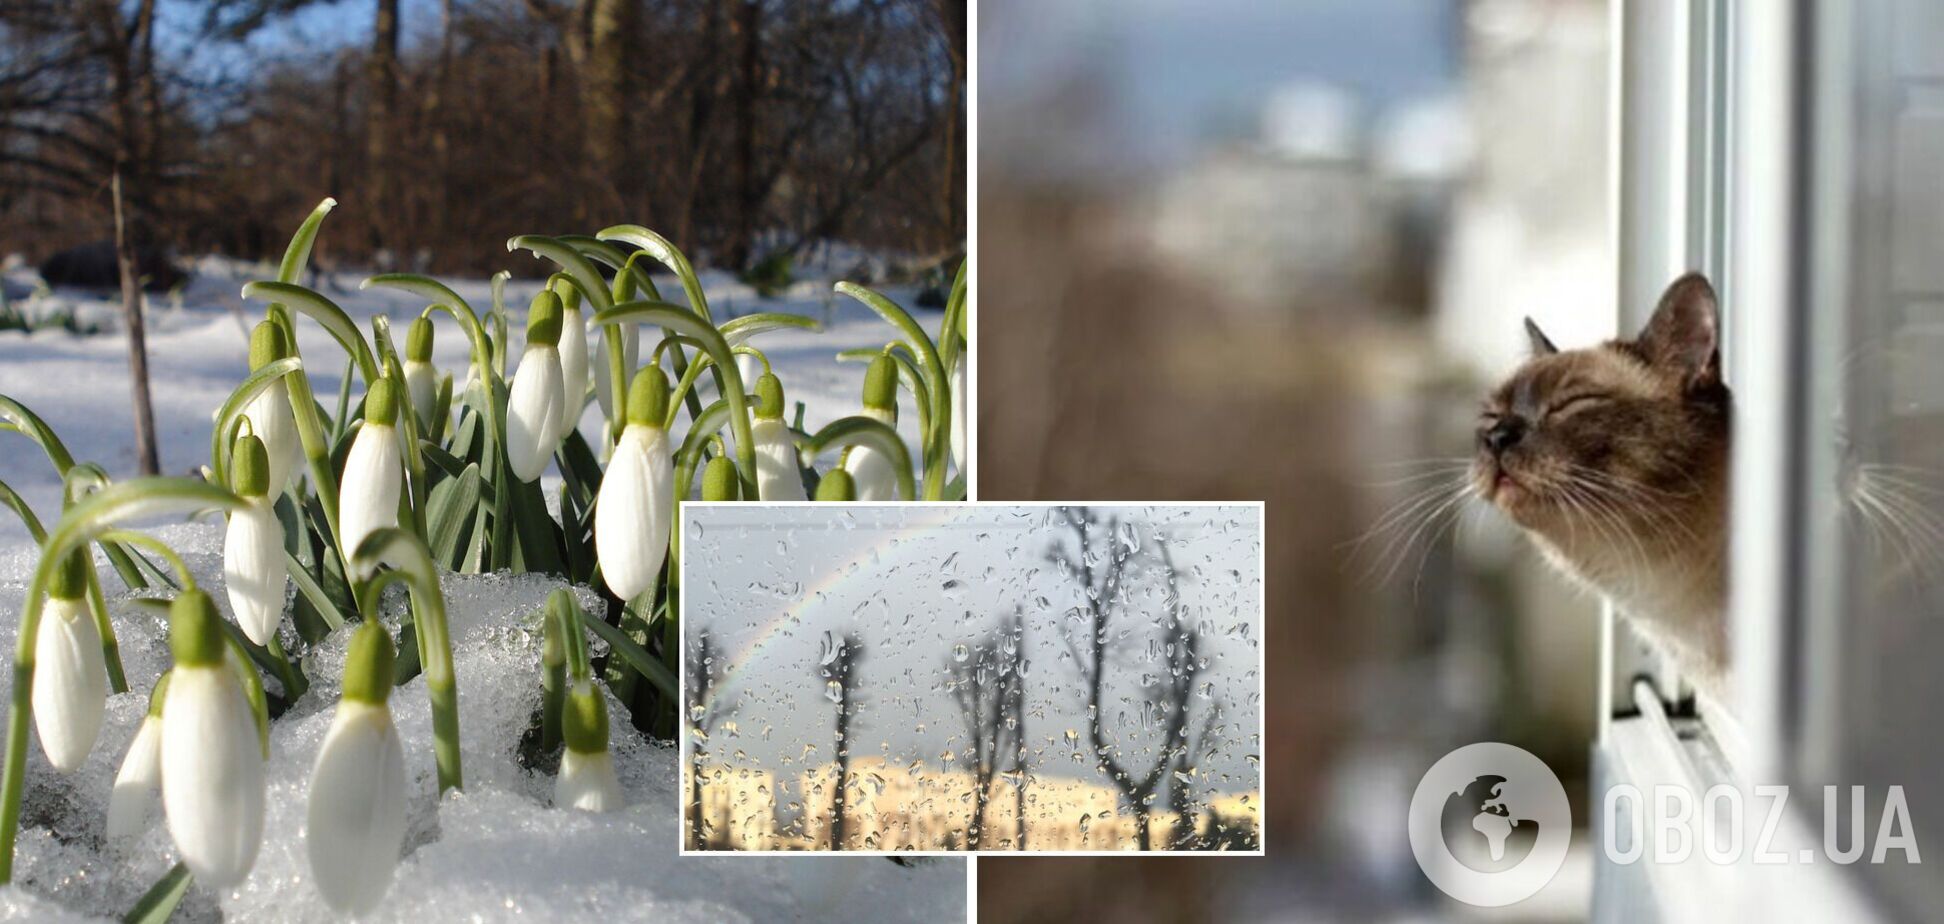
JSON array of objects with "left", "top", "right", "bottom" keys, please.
[
  {"left": 685, "top": 629, "right": 731, "bottom": 849},
  {"left": 945, "top": 611, "right": 1025, "bottom": 850},
  {"left": 820, "top": 630, "right": 863, "bottom": 849},
  {"left": 1050, "top": 508, "right": 1205, "bottom": 850}
]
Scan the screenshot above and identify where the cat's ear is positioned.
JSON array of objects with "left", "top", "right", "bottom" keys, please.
[
  {"left": 1637, "top": 272, "right": 1720, "bottom": 387},
  {"left": 1524, "top": 317, "right": 1559, "bottom": 356}
]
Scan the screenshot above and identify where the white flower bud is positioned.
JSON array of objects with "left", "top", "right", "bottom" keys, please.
[
  {"left": 32, "top": 590, "right": 106, "bottom": 773},
  {"left": 106, "top": 713, "right": 163, "bottom": 841},
  {"left": 306, "top": 701, "right": 408, "bottom": 914},
  {"left": 842, "top": 407, "right": 900, "bottom": 501},
  {"left": 339, "top": 380, "right": 402, "bottom": 564},
  {"left": 161, "top": 591, "right": 265, "bottom": 888},
  {"left": 594, "top": 422, "right": 673, "bottom": 601},
  {"left": 555, "top": 301, "right": 589, "bottom": 445},
  {"left": 506, "top": 291, "right": 567, "bottom": 482}
]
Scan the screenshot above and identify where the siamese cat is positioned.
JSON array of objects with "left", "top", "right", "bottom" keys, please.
[{"left": 1475, "top": 274, "right": 1731, "bottom": 696}]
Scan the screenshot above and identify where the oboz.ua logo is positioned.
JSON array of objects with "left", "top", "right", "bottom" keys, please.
[{"left": 1408, "top": 742, "right": 1572, "bottom": 907}]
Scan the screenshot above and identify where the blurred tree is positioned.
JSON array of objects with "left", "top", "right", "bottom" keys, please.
[
  {"left": 946, "top": 610, "right": 1025, "bottom": 850},
  {"left": 821, "top": 630, "right": 863, "bottom": 849}
]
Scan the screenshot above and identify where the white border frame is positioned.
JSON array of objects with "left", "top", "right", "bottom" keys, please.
[{"left": 673, "top": 500, "right": 1268, "bottom": 859}]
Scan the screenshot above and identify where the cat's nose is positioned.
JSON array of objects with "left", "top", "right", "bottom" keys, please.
[{"left": 1481, "top": 417, "right": 1527, "bottom": 455}]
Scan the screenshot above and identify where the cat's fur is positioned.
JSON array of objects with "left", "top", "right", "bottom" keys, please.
[{"left": 1474, "top": 274, "right": 1732, "bottom": 694}]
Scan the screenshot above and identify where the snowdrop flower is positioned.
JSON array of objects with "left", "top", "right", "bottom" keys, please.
[
  {"left": 506, "top": 290, "right": 566, "bottom": 482},
  {"left": 340, "top": 377, "right": 403, "bottom": 566},
  {"left": 555, "top": 679, "right": 623, "bottom": 812},
  {"left": 240, "top": 319, "right": 301, "bottom": 497},
  {"left": 223, "top": 434, "right": 287, "bottom": 646},
  {"left": 307, "top": 620, "right": 408, "bottom": 915},
  {"left": 592, "top": 322, "right": 639, "bottom": 427},
  {"left": 841, "top": 354, "right": 901, "bottom": 500},
  {"left": 161, "top": 589, "right": 266, "bottom": 888},
  {"left": 701, "top": 454, "right": 741, "bottom": 501},
  {"left": 950, "top": 355, "right": 966, "bottom": 474},
  {"left": 402, "top": 316, "right": 440, "bottom": 431},
  {"left": 554, "top": 286, "right": 589, "bottom": 445},
  {"left": 31, "top": 550, "right": 106, "bottom": 772},
  {"left": 106, "top": 672, "right": 169, "bottom": 841},
  {"left": 815, "top": 469, "right": 857, "bottom": 502},
  {"left": 594, "top": 367, "right": 673, "bottom": 601},
  {"left": 751, "top": 373, "right": 807, "bottom": 501}
]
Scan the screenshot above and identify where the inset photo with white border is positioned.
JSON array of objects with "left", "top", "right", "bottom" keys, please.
[{"left": 680, "top": 502, "right": 1264, "bottom": 856}]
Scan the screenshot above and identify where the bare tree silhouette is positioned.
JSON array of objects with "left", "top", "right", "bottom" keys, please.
[
  {"left": 946, "top": 610, "right": 1026, "bottom": 850},
  {"left": 1050, "top": 507, "right": 1206, "bottom": 850},
  {"left": 685, "top": 629, "right": 732, "bottom": 850},
  {"left": 821, "top": 630, "right": 864, "bottom": 849}
]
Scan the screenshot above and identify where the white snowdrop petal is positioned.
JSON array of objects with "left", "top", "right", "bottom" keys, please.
[
  {"left": 161, "top": 667, "right": 265, "bottom": 888},
  {"left": 842, "top": 408, "right": 900, "bottom": 500},
  {"left": 307, "top": 702, "right": 409, "bottom": 915},
  {"left": 223, "top": 500, "right": 288, "bottom": 647},
  {"left": 950, "top": 356, "right": 966, "bottom": 473},
  {"left": 595, "top": 425, "right": 673, "bottom": 600},
  {"left": 403, "top": 360, "right": 439, "bottom": 431},
  {"left": 555, "top": 748, "right": 624, "bottom": 813},
  {"left": 339, "top": 422, "right": 401, "bottom": 562},
  {"left": 31, "top": 597, "right": 107, "bottom": 773},
  {"left": 556, "top": 313, "right": 589, "bottom": 444},
  {"left": 241, "top": 382, "right": 300, "bottom": 496},
  {"left": 506, "top": 346, "right": 565, "bottom": 482},
  {"left": 106, "top": 715, "right": 163, "bottom": 841},
  {"left": 752, "top": 418, "right": 808, "bottom": 501}
]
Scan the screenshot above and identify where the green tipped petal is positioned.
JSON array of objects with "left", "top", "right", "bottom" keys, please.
[
  {"left": 45, "top": 548, "right": 90, "bottom": 601},
  {"left": 527, "top": 290, "right": 564, "bottom": 347},
  {"left": 232, "top": 433, "right": 270, "bottom": 499},
  {"left": 625, "top": 366, "right": 670, "bottom": 429},
  {"left": 147, "top": 670, "right": 172, "bottom": 718},
  {"left": 561, "top": 680, "right": 609, "bottom": 755},
  {"left": 862, "top": 354, "right": 897, "bottom": 413},
  {"left": 365, "top": 377, "right": 399, "bottom": 428},
  {"left": 340, "top": 620, "right": 397, "bottom": 706},
  {"left": 701, "top": 455, "right": 740, "bottom": 500},
  {"left": 406, "top": 316, "right": 435, "bottom": 363},
  {"left": 169, "top": 589, "right": 226, "bottom": 669},
  {"left": 815, "top": 469, "right": 857, "bottom": 502},
  {"left": 755, "top": 373, "right": 785, "bottom": 420},
  {"left": 249, "top": 319, "right": 290, "bottom": 370}
]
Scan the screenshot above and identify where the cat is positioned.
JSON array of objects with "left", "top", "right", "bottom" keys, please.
[{"left": 1474, "top": 273, "right": 1732, "bottom": 698}]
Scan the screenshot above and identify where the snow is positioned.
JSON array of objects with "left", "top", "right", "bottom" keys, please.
[
  {"left": 0, "top": 256, "right": 941, "bottom": 546},
  {"left": 0, "top": 258, "right": 962, "bottom": 920}
]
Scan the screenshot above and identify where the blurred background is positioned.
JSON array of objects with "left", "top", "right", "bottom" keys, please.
[{"left": 978, "top": 0, "right": 1609, "bottom": 920}]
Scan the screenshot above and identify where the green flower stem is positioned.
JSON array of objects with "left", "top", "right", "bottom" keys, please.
[
  {"left": 835, "top": 283, "right": 951, "bottom": 499},
  {"left": 671, "top": 399, "right": 735, "bottom": 503},
  {"left": 836, "top": 347, "right": 932, "bottom": 447},
  {"left": 594, "top": 302, "right": 758, "bottom": 498},
  {"left": 540, "top": 604, "right": 565, "bottom": 753},
  {"left": 207, "top": 357, "right": 303, "bottom": 488},
  {"left": 0, "top": 398, "right": 156, "bottom": 591},
  {"left": 661, "top": 345, "right": 771, "bottom": 432},
  {"left": 939, "top": 259, "right": 969, "bottom": 372},
  {"left": 241, "top": 283, "right": 380, "bottom": 388},
  {"left": 548, "top": 590, "right": 592, "bottom": 682},
  {"left": 590, "top": 229, "right": 723, "bottom": 427},
  {"left": 798, "top": 416, "right": 917, "bottom": 500},
  {"left": 0, "top": 479, "right": 245, "bottom": 883},
  {"left": 360, "top": 274, "right": 513, "bottom": 570},
  {"left": 352, "top": 529, "right": 463, "bottom": 793}
]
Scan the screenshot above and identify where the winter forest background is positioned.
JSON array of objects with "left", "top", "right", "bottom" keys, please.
[{"left": 0, "top": 0, "right": 966, "bottom": 275}]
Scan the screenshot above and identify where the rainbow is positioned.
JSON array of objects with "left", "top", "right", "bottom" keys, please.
[{"left": 704, "top": 505, "right": 967, "bottom": 704}]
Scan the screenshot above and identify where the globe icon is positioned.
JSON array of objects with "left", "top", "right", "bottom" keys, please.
[{"left": 1438, "top": 774, "right": 1541, "bottom": 873}]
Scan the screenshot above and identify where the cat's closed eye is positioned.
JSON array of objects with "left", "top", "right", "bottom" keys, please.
[{"left": 1545, "top": 393, "right": 1611, "bottom": 418}]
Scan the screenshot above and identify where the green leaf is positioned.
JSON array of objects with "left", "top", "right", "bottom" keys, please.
[
  {"left": 121, "top": 861, "right": 191, "bottom": 924},
  {"left": 579, "top": 611, "right": 677, "bottom": 700},
  {"left": 719, "top": 312, "right": 822, "bottom": 340},
  {"left": 427, "top": 464, "right": 482, "bottom": 568},
  {"left": 0, "top": 478, "right": 45, "bottom": 544},
  {"left": 594, "top": 225, "right": 712, "bottom": 322},
  {"left": 285, "top": 551, "right": 348, "bottom": 633},
  {"left": 276, "top": 198, "right": 337, "bottom": 285}
]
